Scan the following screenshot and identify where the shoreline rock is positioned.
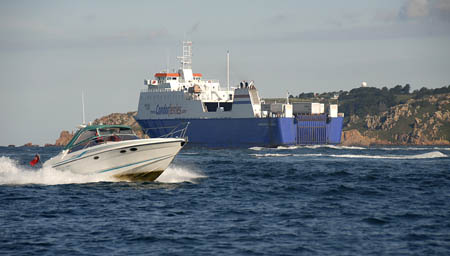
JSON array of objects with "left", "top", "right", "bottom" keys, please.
[
  {"left": 23, "top": 142, "right": 39, "bottom": 147},
  {"left": 341, "top": 129, "right": 450, "bottom": 146},
  {"left": 343, "top": 93, "right": 450, "bottom": 146},
  {"left": 55, "top": 131, "right": 74, "bottom": 147}
]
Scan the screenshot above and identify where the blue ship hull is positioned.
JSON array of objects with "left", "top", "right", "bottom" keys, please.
[{"left": 136, "top": 115, "right": 343, "bottom": 148}]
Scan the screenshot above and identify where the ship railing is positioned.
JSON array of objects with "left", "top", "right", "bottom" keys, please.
[
  {"left": 141, "top": 88, "right": 173, "bottom": 93},
  {"left": 143, "top": 122, "right": 190, "bottom": 140},
  {"left": 185, "top": 94, "right": 209, "bottom": 101},
  {"left": 201, "top": 79, "right": 220, "bottom": 84}
]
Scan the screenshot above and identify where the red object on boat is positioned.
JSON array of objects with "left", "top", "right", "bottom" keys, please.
[{"left": 29, "top": 154, "right": 40, "bottom": 166}]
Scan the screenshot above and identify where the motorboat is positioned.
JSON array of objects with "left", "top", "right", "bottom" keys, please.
[{"left": 43, "top": 124, "right": 187, "bottom": 181}]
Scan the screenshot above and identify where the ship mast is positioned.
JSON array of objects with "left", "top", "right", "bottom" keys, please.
[
  {"left": 227, "top": 50, "right": 230, "bottom": 91},
  {"left": 177, "top": 41, "right": 192, "bottom": 69}
]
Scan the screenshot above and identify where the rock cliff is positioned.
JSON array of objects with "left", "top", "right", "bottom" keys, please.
[
  {"left": 55, "top": 131, "right": 74, "bottom": 146},
  {"left": 341, "top": 129, "right": 391, "bottom": 147},
  {"left": 23, "top": 142, "right": 39, "bottom": 147},
  {"left": 342, "top": 93, "right": 450, "bottom": 146}
]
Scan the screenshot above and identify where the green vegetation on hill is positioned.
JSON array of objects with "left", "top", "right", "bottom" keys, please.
[
  {"left": 285, "top": 84, "right": 450, "bottom": 124},
  {"left": 339, "top": 87, "right": 396, "bottom": 117},
  {"left": 339, "top": 85, "right": 450, "bottom": 120}
]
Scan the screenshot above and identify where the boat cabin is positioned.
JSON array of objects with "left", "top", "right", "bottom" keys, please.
[{"left": 65, "top": 125, "right": 139, "bottom": 152}]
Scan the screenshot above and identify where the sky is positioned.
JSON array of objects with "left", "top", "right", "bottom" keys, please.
[{"left": 1, "top": 0, "right": 450, "bottom": 146}]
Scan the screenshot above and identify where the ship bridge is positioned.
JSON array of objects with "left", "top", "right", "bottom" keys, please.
[{"left": 143, "top": 41, "right": 234, "bottom": 104}]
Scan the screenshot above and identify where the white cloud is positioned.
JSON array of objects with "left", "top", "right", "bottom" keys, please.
[
  {"left": 262, "top": 13, "right": 291, "bottom": 26},
  {"left": 402, "top": 0, "right": 430, "bottom": 18},
  {"left": 399, "top": 0, "right": 450, "bottom": 22},
  {"left": 374, "top": 9, "right": 398, "bottom": 23},
  {"left": 435, "top": 0, "right": 450, "bottom": 10},
  {"left": 432, "top": 0, "right": 450, "bottom": 21}
]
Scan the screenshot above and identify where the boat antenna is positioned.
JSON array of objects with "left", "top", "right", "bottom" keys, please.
[
  {"left": 82, "top": 91, "right": 86, "bottom": 125},
  {"left": 166, "top": 48, "right": 170, "bottom": 73},
  {"left": 227, "top": 50, "right": 230, "bottom": 91}
]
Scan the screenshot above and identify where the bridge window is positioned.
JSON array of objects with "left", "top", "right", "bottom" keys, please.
[{"left": 203, "top": 102, "right": 233, "bottom": 112}]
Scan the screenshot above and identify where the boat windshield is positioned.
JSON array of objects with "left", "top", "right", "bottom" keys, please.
[{"left": 67, "top": 126, "right": 139, "bottom": 153}]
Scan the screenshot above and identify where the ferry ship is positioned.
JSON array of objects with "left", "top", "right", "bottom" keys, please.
[{"left": 135, "top": 41, "right": 343, "bottom": 148}]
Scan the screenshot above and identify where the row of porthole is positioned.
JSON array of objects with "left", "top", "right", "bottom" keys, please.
[
  {"left": 93, "top": 148, "right": 138, "bottom": 160},
  {"left": 121, "top": 147, "right": 138, "bottom": 153}
]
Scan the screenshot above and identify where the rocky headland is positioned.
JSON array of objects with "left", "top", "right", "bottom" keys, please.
[
  {"left": 54, "top": 131, "right": 74, "bottom": 146},
  {"left": 341, "top": 93, "right": 450, "bottom": 146},
  {"left": 92, "top": 111, "right": 145, "bottom": 138}
]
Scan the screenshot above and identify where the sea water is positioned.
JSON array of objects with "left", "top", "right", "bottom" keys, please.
[{"left": 0, "top": 145, "right": 449, "bottom": 255}]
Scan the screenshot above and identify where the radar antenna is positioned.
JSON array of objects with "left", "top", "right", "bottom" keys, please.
[{"left": 82, "top": 91, "right": 86, "bottom": 125}]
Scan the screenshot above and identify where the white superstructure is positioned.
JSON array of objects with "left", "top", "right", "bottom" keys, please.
[
  {"left": 136, "top": 41, "right": 292, "bottom": 120},
  {"left": 137, "top": 41, "right": 336, "bottom": 121}
]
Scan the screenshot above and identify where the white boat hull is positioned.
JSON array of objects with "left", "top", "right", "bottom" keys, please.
[{"left": 43, "top": 138, "right": 185, "bottom": 181}]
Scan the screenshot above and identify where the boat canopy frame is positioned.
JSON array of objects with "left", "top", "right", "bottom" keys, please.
[{"left": 64, "top": 125, "right": 136, "bottom": 151}]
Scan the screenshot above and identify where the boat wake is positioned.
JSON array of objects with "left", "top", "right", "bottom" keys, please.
[
  {"left": 248, "top": 147, "right": 265, "bottom": 151},
  {"left": 0, "top": 156, "right": 115, "bottom": 185},
  {"left": 249, "top": 145, "right": 368, "bottom": 151},
  {"left": 155, "top": 165, "right": 206, "bottom": 184},
  {"left": 376, "top": 147, "right": 450, "bottom": 151},
  {"left": 0, "top": 156, "right": 205, "bottom": 185},
  {"left": 301, "top": 145, "right": 367, "bottom": 150},
  {"left": 250, "top": 151, "right": 448, "bottom": 160},
  {"left": 250, "top": 153, "right": 295, "bottom": 157},
  {"left": 327, "top": 151, "right": 448, "bottom": 159},
  {"left": 249, "top": 145, "right": 450, "bottom": 152}
]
